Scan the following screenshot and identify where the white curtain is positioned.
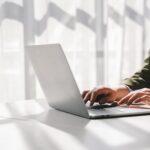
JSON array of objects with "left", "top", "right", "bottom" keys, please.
[{"left": 0, "top": 0, "right": 149, "bottom": 102}]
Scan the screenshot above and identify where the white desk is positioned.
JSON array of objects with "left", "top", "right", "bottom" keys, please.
[{"left": 0, "top": 99, "right": 150, "bottom": 150}]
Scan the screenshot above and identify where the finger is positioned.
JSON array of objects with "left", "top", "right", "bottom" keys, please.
[
  {"left": 142, "top": 88, "right": 150, "bottom": 92},
  {"left": 133, "top": 97, "right": 144, "bottom": 104},
  {"left": 83, "top": 91, "right": 91, "bottom": 104},
  {"left": 144, "top": 92, "right": 150, "bottom": 95},
  {"left": 127, "top": 92, "right": 150, "bottom": 105},
  {"left": 99, "top": 97, "right": 108, "bottom": 105},
  {"left": 118, "top": 94, "right": 132, "bottom": 105},
  {"left": 89, "top": 88, "right": 110, "bottom": 106},
  {"left": 145, "top": 96, "right": 150, "bottom": 105},
  {"left": 82, "top": 90, "right": 89, "bottom": 99},
  {"left": 140, "top": 91, "right": 150, "bottom": 96},
  {"left": 127, "top": 93, "right": 140, "bottom": 105},
  {"left": 89, "top": 92, "right": 97, "bottom": 106},
  {"left": 133, "top": 95, "right": 150, "bottom": 104},
  {"left": 98, "top": 96, "right": 112, "bottom": 105}
]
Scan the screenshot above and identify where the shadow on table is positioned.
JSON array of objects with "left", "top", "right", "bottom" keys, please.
[
  {"left": 34, "top": 109, "right": 150, "bottom": 150},
  {"left": 0, "top": 105, "right": 149, "bottom": 150},
  {"left": 34, "top": 109, "right": 113, "bottom": 150}
]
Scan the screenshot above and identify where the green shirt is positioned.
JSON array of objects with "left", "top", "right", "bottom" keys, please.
[{"left": 123, "top": 56, "right": 150, "bottom": 90}]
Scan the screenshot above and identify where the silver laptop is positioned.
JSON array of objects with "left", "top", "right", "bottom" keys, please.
[{"left": 26, "top": 44, "right": 150, "bottom": 119}]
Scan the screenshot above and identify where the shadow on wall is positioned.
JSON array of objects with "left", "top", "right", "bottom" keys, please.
[{"left": 0, "top": 1, "right": 96, "bottom": 36}]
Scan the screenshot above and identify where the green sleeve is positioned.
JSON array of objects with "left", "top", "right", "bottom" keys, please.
[{"left": 123, "top": 56, "right": 150, "bottom": 90}]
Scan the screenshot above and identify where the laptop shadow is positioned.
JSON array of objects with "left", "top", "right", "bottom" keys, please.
[
  {"left": 33, "top": 109, "right": 117, "bottom": 150},
  {"left": 33, "top": 108, "right": 150, "bottom": 150}
]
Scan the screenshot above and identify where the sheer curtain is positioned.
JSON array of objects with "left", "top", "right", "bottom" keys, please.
[{"left": 0, "top": 0, "right": 150, "bottom": 102}]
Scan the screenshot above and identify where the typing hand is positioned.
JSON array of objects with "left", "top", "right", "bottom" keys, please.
[
  {"left": 82, "top": 87, "right": 118, "bottom": 106},
  {"left": 118, "top": 88, "right": 150, "bottom": 105}
]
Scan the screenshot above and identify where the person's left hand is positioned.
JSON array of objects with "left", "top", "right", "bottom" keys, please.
[{"left": 118, "top": 88, "right": 150, "bottom": 105}]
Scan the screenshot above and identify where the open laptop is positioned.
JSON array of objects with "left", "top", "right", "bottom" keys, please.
[{"left": 26, "top": 44, "right": 150, "bottom": 119}]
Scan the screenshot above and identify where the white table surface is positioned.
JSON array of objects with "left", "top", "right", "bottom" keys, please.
[{"left": 0, "top": 99, "right": 150, "bottom": 150}]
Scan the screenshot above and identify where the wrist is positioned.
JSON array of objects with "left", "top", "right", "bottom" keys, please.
[{"left": 114, "top": 86, "right": 130, "bottom": 101}]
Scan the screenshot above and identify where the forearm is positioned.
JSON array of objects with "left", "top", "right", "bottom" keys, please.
[{"left": 123, "top": 57, "right": 150, "bottom": 90}]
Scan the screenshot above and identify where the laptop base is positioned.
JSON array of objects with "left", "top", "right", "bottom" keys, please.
[{"left": 88, "top": 106, "right": 150, "bottom": 119}]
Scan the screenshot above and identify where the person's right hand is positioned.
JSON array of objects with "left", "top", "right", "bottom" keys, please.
[{"left": 82, "top": 87, "right": 118, "bottom": 106}]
